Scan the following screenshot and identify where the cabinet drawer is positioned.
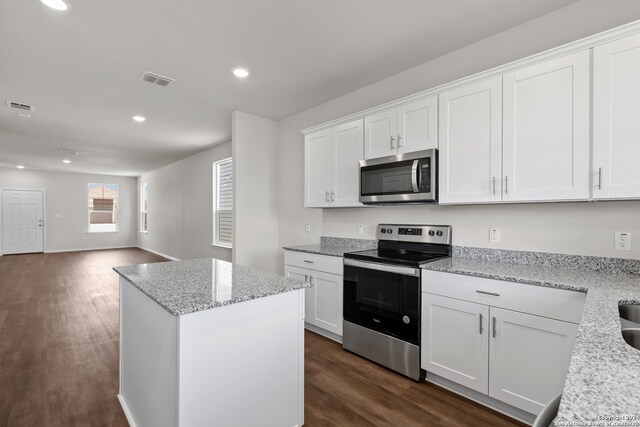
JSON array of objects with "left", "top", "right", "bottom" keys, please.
[
  {"left": 422, "top": 270, "right": 585, "bottom": 324},
  {"left": 284, "top": 251, "right": 343, "bottom": 276}
]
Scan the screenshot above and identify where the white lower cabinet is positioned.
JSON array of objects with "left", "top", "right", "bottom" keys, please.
[
  {"left": 422, "top": 271, "right": 584, "bottom": 417},
  {"left": 284, "top": 251, "right": 343, "bottom": 337},
  {"left": 489, "top": 308, "right": 578, "bottom": 415},
  {"left": 422, "top": 294, "right": 489, "bottom": 393}
]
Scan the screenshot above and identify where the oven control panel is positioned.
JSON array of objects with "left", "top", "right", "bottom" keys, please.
[{"left": 377, "top": 224, "right": 451, "bottom": 244}]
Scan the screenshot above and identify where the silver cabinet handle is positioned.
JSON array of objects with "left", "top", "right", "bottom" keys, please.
[
  {"left": 492, "top": 316, "right": 497, "bottom": 338},
  {"left": 304, "top": 274, "right": 309, "bottom": 282},
  {"left": 390, "top": 136, "right": 395, "bottom": 150},
  {"left": 303, "top": 260, "right": 314, "bottom": 264},
  {"left": 479, "top": 313, "right": 483, "bottom": 335},
  {"left": 325, "top": 191, "right": 330, "bottom": 202},
  {"left": 504, "top": 176, "right": 509, "bottom": 195},
  {"left": 397, "top": 134, "right": 402, "bottom": 148},
  {"left": 331, "top": 191, "right": 335, "bottom": 202},
  {"left": 598, "top": 167, "right": 602, "bottom": 190},
  {"left": 492, "top": 177, "right": 496, "bottom": 195},
  {"left": 310, "top": 276, "right": 315, "bottom": 285},
  {"left": 476, "top": 290, "right": 500, "bottom": 297}
]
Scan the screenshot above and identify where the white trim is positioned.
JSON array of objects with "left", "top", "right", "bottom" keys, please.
[
  {"left": 301, "top": 19, "right": 640, "bottom": 135},
  {"left": 304, "top": 323, "right": 342, "bottom": 344},
  {"left": 136, "top": 245, "right": 180, "bottom": 261},
  {"left": 45, "top": 245, "right": 136, "bottom": 253},
  {"left": 210, "top": 243, "right": 232, "bottom": 250},
  {"left": 118, "top": 394, "right": 138, "bottom": 427}
]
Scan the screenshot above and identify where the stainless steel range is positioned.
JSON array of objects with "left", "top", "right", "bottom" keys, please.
[{"left": 342, "top": 224, "right": 452, "bottom": 381}]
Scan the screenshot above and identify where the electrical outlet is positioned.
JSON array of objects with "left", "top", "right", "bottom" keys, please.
[
  {"left": 358, "top": 224, "right": 364, "bottom": 235},
  {"left": 615, "top": 232, "right": 632, "bottom": 251},
  {"left": 489, "top": 228, "right": 500, "bottom": 243},
  {"left": 305, "top": 223, "right": 311, "bottom": 233}
]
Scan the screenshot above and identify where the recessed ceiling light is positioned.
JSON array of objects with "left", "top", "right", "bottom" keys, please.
[
  {"left": 232, "top": 67, "right": 250, "bottom": 78},
  {"left": 62, "top": 159, "right": 71, "bottom": 164},
  {"left": 16, "top": 165, "right": 25, "bottom": 169},
  {"left": 132, "top": 115, "right": 146, "bottom": 122},
  {"left": 40, "top": 0, "right": 71, "bottom": 11}
]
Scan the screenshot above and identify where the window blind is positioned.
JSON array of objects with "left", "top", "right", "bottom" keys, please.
[{"left": 216, "top": 159, "right": 233, "bottom": 247}]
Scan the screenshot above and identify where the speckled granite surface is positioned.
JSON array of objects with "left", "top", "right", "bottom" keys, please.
[
  {"left": 283, "top": 236, "right": 377, "bottom": 257},
  {"left": 114, "top": 258, "right": 310, "bottom": 316},
  {"left": 423, "top": 252, "right": 640, "bottom": 424}
]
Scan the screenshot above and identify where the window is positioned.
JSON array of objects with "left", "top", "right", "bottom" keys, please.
[
  {"left": 213, "top": 158, "right": 233, "bottom": 247},
  {"left": 140, "top": 183, "right": 148, "bottom": 233},
  {"left": 88, "top": 183, "right": 118, "bottom": 233}
]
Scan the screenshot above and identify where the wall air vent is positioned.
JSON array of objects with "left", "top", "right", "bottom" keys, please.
[
  {"left": 6, "top": 100, "right": 34, "bottom": 112},
  {"left": 140, "top": 71, "right": 175, "bottom": 87}
]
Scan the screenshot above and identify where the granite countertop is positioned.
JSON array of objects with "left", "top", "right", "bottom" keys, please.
[
  {"left": 423, "top": 253, "right": 640, "bottom": 424},
  {"left": 283, "top": 236, "right": 377, "bottom": 257},
  {"left": 114, "top": 258, "right": 310, "bottom": 316}
]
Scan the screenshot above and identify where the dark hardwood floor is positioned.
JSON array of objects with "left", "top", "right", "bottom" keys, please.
[{"left": 0, "top": 248, "right": 525, "bottom": 427}]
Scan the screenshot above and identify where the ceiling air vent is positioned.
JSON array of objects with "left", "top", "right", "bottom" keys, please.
[
  {"left": 140, "top": 71, "right": 175, "bottom": 87},
  {"left": 6, "top": 100, "right": 34, "bottom": 112}
]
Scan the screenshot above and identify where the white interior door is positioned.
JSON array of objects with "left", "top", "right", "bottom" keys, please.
[
  {"left": 489, "top": 308, "right": 578, "bottom": 415},
  {"left": 331, "top": 119, "right": 364, "bottom": 207},
  {"left": 422, "top": 293, "right": 489, "bottom": 393},
  {"left": 593, "top": 33, "right": 640, "bottom": 199},
  {"left": 438, "top": 77, "right": 503, "bottom": 204},
  {"left": 502, "top": 51, "right": 590, "bottom": 201},
  {"left": 2, "top": 189, "right": 44, "bottom": 254}
]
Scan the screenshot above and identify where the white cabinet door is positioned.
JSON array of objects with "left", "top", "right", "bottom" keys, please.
[
  {"left": 439, "top": 77, "right": 503, "bottom": 204},
  {"left": 503, "top": 51, "right": 590, "bottom": 202},
  {"left": 309, "top": 270, "right": 343, "bottom": 336},
  {"left": 422, "top": 293, "right": 489, "bottom": 393},
  {"left": 304, "top": 129, "right": 331, "bottom": 207},
  {"left": 364, "top": 109, "right": 398, "bottom": 160},
  {"left": 284, "top": 265, "right": 313, "bottom": 322},
  {"left": 489, "top": 308, "right": 578, "bottom": 415},
  {"left": 398, "top": 96, "right": 438, "bottom": 153},
  {"left": 331, "top": 119, "right": 364, "bottom": 207},
  {"left": 593, "top": 33, "right": 640, "bottom": 199}
]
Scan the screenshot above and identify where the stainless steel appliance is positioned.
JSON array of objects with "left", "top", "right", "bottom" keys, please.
[
  {"left": 342, "top": 224, "right": 452, "bottom": 381},
  {"left": 359, "top": 149, "right": 437, "bottom": 204}
]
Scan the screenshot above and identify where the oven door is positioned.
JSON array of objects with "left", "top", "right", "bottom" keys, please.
[
  {"left": 343, "top": 259, "right": 421, "bottom": 345},
  {"left": 359, "top": 149, "right": 437, "bottom": 204}
]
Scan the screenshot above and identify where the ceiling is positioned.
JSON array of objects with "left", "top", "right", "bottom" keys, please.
[{"left": 0, "top": 0, "right": 578, "bottom": 176}]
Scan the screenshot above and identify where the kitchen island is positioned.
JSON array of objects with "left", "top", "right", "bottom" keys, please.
[{"left": 113, "top": 258, "right": 309, "bottom": 427}]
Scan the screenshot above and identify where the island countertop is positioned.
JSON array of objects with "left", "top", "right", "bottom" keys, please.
[{"left": 114, "top": 258, "right": 310, "bottom": 316}]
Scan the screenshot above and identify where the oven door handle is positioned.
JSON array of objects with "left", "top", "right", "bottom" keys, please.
[
  {"left": 411, "top": 159, "right": 420, "bottom": 193},
  {"left": 344, "top": 258, "right": 420, "bottom": 277}
]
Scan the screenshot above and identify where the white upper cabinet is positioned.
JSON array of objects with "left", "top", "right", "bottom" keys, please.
[
  {"left": 439, "top": 77, "right": 503, "bottom": 204},
  {"left": 397, "top": 97, "right": 438, "bottom": 154},
  {"left": 304, "top": 129, "right": 331, "bottom": 208},
  {"left": 593, "top": 33, "right": 640, "bottom": 199},
  {"left": 503, "top": 51, "right": 590, "bottom": 202},
  {"left": 304, "top": 119, "right": 363, "bottom": 208},
  {"left": 364, "top": 96, "right": 438, "bottom": 160},
  {"left": 331, "top": 120, "right": 364, "bottom": 207},
  {"left": 364, "top": 109, "right": 398, "bottom": 160}
]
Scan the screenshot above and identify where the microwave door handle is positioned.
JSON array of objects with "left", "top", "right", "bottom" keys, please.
[{"left": 411, "top": 160, "right": 419, "bottom": 192}]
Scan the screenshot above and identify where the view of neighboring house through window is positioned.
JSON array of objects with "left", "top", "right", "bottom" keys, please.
[
  {"left": 140, "top": 183, "right": 148, "bottom": 232},
  {"left": 88, "top": 183, "right": 118, "bottom": 233},
  {"left": 213, "top": 158, "right": 233, "bottom": 247}
]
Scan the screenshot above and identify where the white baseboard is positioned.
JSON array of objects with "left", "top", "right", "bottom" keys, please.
[
  {"left": 45, "top": 245, "right": 136, "bottom": 253},
  {"left": 136, "top": 246, "right": 180, "bottom": 261},
  {"left": 426, "top": 372, "right": 536, "bottom": 426},
  {"left": 118, "top": 394, "right": 137, "bottom": 427},
  {"left": 304, "top": 323, "right": 343, "bottom": 344}
]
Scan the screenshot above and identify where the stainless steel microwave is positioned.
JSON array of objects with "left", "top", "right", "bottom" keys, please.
[{"left": 359, "top": 149, "right": 437, "bottom": 204}]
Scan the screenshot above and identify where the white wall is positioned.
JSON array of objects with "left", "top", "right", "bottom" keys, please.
[
  {"left": 137, "top": 142, "right": 232, "bottom": 261},
  {"left": 232, "top": 111, "right": 280, "bottom": 272},
  {"left": 0, "top": 167, "right": 137, "bottom": 253},
  {"left": 276, "top": 0, "right": 640, "bottom": 271}
]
